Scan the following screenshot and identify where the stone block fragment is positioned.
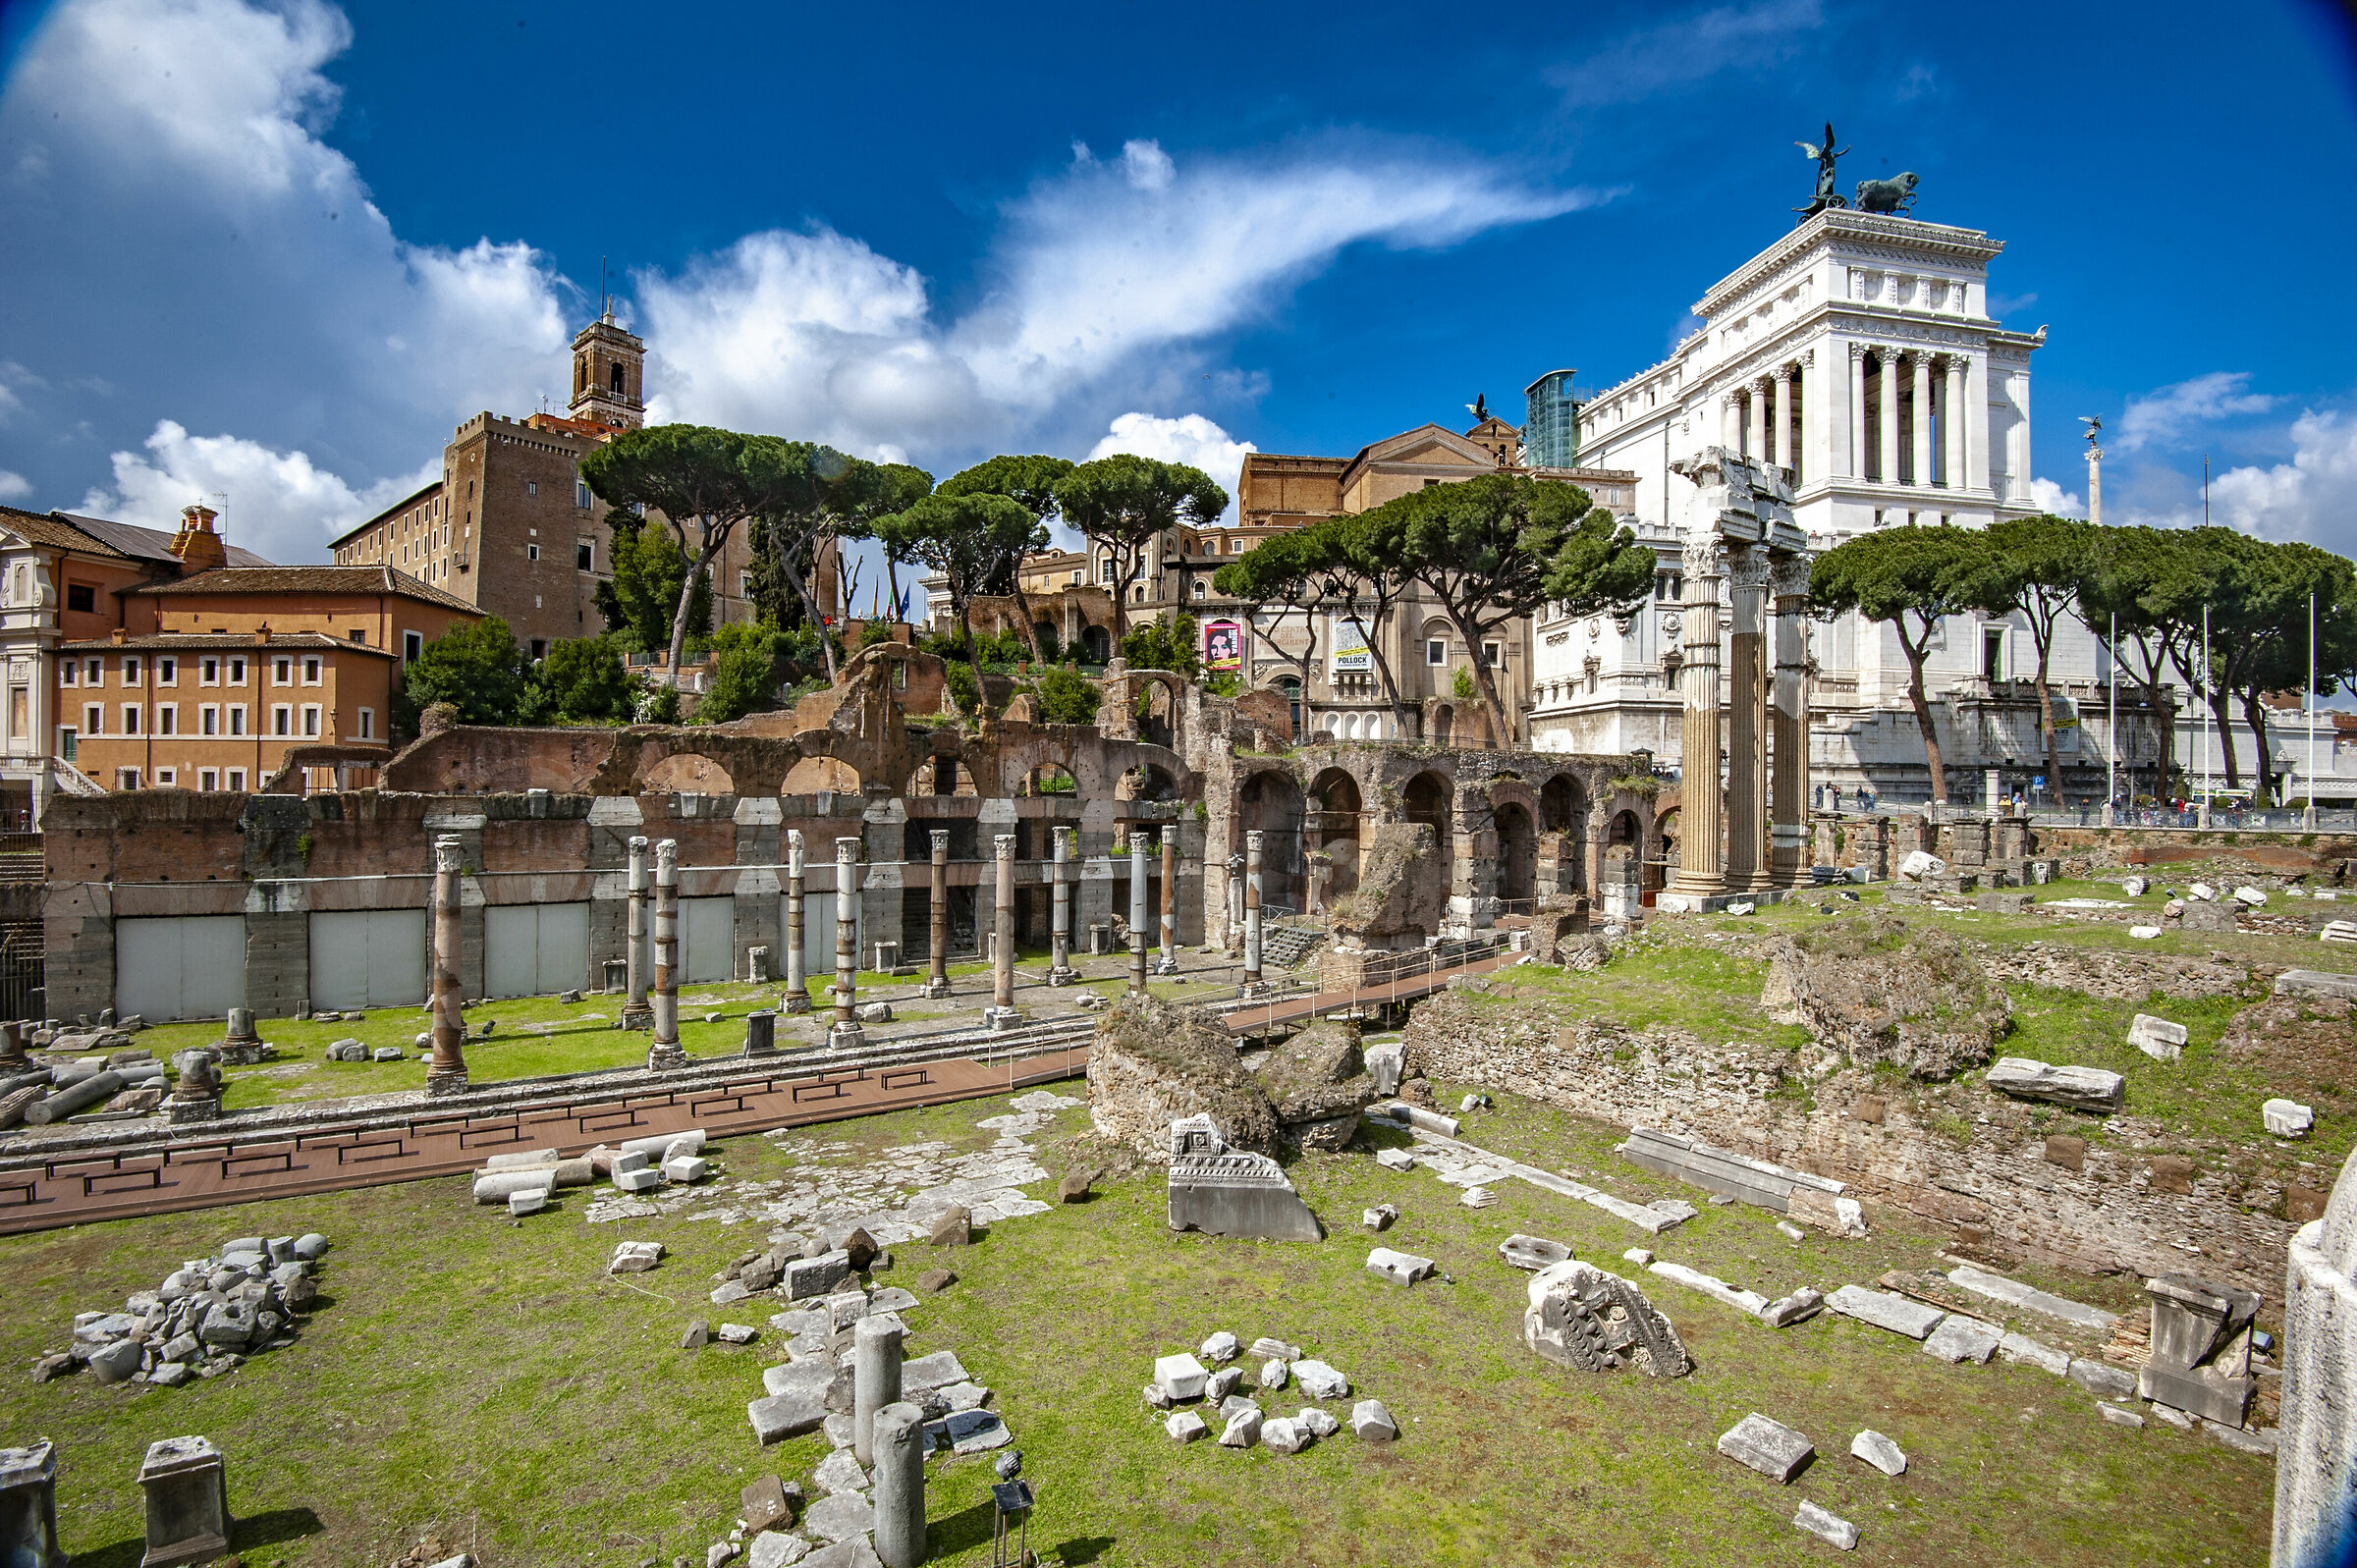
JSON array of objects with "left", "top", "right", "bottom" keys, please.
[
  {"left": 613, "top": 1167, "right": 662, "bottom": 1193},
  {"left": 506, "top": 1189, "right": 547, "bottom": 1217},
  {"left": 748, "top": 1536, "right": 810, "bottom": 1568},
  {"left": 1246, "top": 1339, "right": 1302, "bottom": 1362},
  {"left": 718, "top": 1324, "right": 756, "bottom": 1345},
  {"left": 1365, "top": 1247, "right": 1435, "bottom": 1287},
  {"left": 1996, "top": 1332, "right": 2070, "bottom": 1375},
  {"left": 785, "top": 1251, "right": 852, "bottom": 1302},
  {"left": 1920, "top": 1316, "right": 2001, "bottom": 1364},
  {"left": 1153, "top": 1353, "right": 1207, "bottom": 1401},
  {"left": 681, "top": 1320, "right": 710, "bottom": 1349},
  {"left": 1292, "top": 1359, "right": 1349, "bottom": 1399},
  {"left": 1261, "top": 1416, "right": 1309, "bottom": 1454},
  {"left": 2068, "top": 1359, "right": 2135, "bottom": 1399},
  {"left": 1362, "top": 1205, "right": 1398, "bottom": 1232},
  {"left": 2098, "top": 1402, "right": 2144, "bottom": 1429},
  {"left": 1984, "top": 1057, "right": 2125, "bottom": 1112},
  {"left": 1204, "top": 1367, "right": 1241, "bottom": 1401},
  {"left": 2265, "top": 1098, "right": 2315, "bottom": 1138},
  {"left": 1717, "top": 1413, "right": 1815, "bottom": 1482},
  {"left": 1827, "top": 1285, "right": 1946, "bottom": 1340},
  {"left": 1165, "top": 1410, "right": 1207, "bottom": 1442},
  {"left": 741, "top": 1473, "right": 794, "bottom": 1534},
  {"left": 1217, "top": 1407, "right": 1262, "bottom": 1447},
  {"left": 1793, "top": 1500, "right": 1859, "bottom": 1550},
  {"left": 2128, "top": 1013, "right": 2188, "bottom": 1060},
  {"left": 1200, "top": 1330, "right": 1238, "bottom": 1364},
  {"left": 664, "top": 1156, "right": 709, "bottom": 1184},
  {"left": 1849, "top": 1429, "right": 1906, "bottom": 1476},
  {"left": 1760, "top": 1287, "right": 1826, "bottom": 1327},
  {"left": 608, "top": 1240, "right": 664, "bottom": 1274},
  {"left": 1350, "top": 1399, "right": 1398, "bottom": 1442},
  {"left": 1374, "top": 1148, "right": 1415, "bottom": 1172},
  {"left": 928, "top": 1207, "right": 971, "bottom": 1247},
  {"left": 1259, "top": 1359, "right": 1288, "bottom": 1390},
  {"left": 1499, "top": 1234, "right": 1571, "bottom": 1271}
]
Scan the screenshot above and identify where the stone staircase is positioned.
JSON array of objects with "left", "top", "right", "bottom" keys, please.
[{"left": 1262, "top": 922, "right": 1327, "bottom": 971}]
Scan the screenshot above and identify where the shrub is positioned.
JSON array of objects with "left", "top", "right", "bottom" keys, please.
[{"left": 1036, "top": 663, "right": 1101, "bottom": 725}]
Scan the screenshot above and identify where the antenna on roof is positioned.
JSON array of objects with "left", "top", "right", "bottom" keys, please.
[{"left": 600, "top": 255, "right": 610, "bottom": 320}]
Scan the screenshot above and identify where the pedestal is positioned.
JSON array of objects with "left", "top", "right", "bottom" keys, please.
[
  {"left": 828, "top": 1023, "right": 867, "bottom": 1053},
  {"left": 423, "top": 1069, "right": 470, "bottom": 1098},
  {"left": 983, "top": 1006, "right": 1026, "bottom": 1032},
  {"left": 780, "top": 989, "right": 812, "bottom": 1016},
  {"left": 742, "top": 1009, "right": 777, "bottom": 1056},
  {"left": 645, "top": 1043, "right": 688, "bottom": 1072},
  {"left": 923, "top": 980, "right": 954, "bottom": 999},
  {"left": 0, "top": 1438, "right": 62, "bottom": 1568},
  {"left": 619, "top": 1002, "right": 654, "bottom": 1030},
  {"left": 137, "top": 1436, "right": 230, "bottom": 1568},
  {"left": 1045, "top": 967, "right": 1075, "bottom": 988}
]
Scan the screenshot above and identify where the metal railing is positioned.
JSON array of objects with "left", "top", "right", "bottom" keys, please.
[{"left": 1353, "top": 933, "right": 1516, "bottom": 991}]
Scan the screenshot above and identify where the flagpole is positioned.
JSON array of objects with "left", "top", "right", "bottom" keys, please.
[
  {"left": 2310, "top": 591, "right": 2321, "bottom": 830},
  {"left": 2105, "top": 612, "right": 2117, "bottom": 828},
  {"left": 2200, "top": 603, "right": 2212, "bottom": 828}
]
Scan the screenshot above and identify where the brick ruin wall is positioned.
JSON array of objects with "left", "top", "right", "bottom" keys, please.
[{"left": 1400, "top": 989, "right": 2321, "bottom": 1298}]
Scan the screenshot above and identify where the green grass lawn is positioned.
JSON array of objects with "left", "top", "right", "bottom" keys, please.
[{"left": 0, "top": 1086, "right": 2275, "bottom": 1567}]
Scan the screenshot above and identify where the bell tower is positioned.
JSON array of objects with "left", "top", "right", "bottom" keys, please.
[{"left": 569, "top": 310, "right": 646, "bottom": 432}]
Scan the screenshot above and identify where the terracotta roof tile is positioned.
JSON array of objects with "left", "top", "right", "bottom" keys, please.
[{"left": 130, "top": 565, "right": 478, "bottom": 614}]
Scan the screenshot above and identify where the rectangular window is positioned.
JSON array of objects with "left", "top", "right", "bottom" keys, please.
[
  {"left": 301, "top": 704, "right": 321, "bottom": 737},
  {"left": 1983, "top": 627, "right": 2005, "bottom": 683},
  {"left": 350, "top": 628, "right": 365, "bottom": 646},
  {"left": 1099, "top": 558, "right": 1115, "bottom": 583},
  {"left": 117, "top": 767, "right": 139, "bottom": 790},
  {"left": 199, "top": 704, "right": 218, "bottom": 736},
  {"left": 228, "top": 657, "right": 247, "bottom": 686},
  {"left": 576, "top": 541, "right": 594, "bottom": 571},
  {"left": 576, "top": 481, "right": 592, "bottom": 509},
  {"left": 1230, "top": 538, "right": 1245, "bottom": 553},
  {"left": 65, "top": 583, "right": 94, "bottom": 614},
  {"left": 1426, "top": 640, "right": 1447, "bottom": 667},
  {"left": 529, "top": 639, "right": 547, "bottom": 660},
  {"left": 84, "top": 658, "right": 101, "bottom": 685},
  {"left": 199, "top": 769, "right": 218, "bottom": 791},
  {"left": 526, "top": 480, "right": 538, "bottom": 497},
  {"left": 121, "top": 705, "right": 139, "bottom": 735},
  {"left": 1193, "top": 580, "right": 1208, "bottom": 600},
  {"left": 157, "top": 656, "right": 177, "bottom": 685},
  {"left": 199, "top": 657, "right": 219, "bottom": 685},
  {"left": 57, "top": 727, "right": 76, "bottom": 763},
  {"left": 527, "top": 543, "right": 540, "bottom": 561},
  {"left": 301, "top": 656, "right": 322, "bottom": 685},
  {"left": 157, "top": 704, "right": 177, "bottom": 736},
  {"left": 59, "top": 661, "right": 75, "bottom": 687},
  {"left": 272, "top": 656, "right": 292, "bottom": 685},
  {"left": 83, "top": 703, "right": 102, "bottom": 735},
  {"left": 272, "top": 704, "right": 292, "bottom": 736},
  {"left": 8, "top": 687, "right": 24, "bottom": 737},
  {"left": 740, "top": 571, "right": 754, "bottom": 599},
  {"left": 122, "top": 656, "right": 141, "bottom": 684},
  {"left": 404, "top": 630, "right": 423, "bottom": 662},
  {"left": 228, "top": 705, "right": 247, "bottom": 737},
  {"left": 227, "top": 768, "right": 246, "bottom": 791},
  {"left": 154, "top": 768, "right": 175, "bottom": 787},
  {"left": 1483, "top": 640, "right": 1504, "bottom": 671},
  {"left": 357, "top": 707, "right": 374, "bottom": 740}
]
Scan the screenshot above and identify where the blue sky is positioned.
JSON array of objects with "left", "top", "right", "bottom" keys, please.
[{"left": 1, "top": 0, "right": 2353, "bottom": 566}]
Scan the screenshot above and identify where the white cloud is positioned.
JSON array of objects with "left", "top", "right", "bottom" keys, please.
[
  {"left": 80, "top": 420, "right": 433, "bottom": 562},
  {"left": 2204, "top": 409, "right": 2357, "bottom": 548},
  {"left": 3, "top": 0, "right": 1590, "bottom": 560},
  {"left": 2026, "top": 476, "right": 2084, "bottom": 517},
  {"left": 1548, "top": 0, "right": 1825, "bottom": 108},
  {"left": 1087, "top": 412, "right": 1256, "bottom": 523},
  {"left": 0, "top": 471, "right": 29, "bottom": 501},
  {"left": 2116, "top": 371, "right": 2275, "bottom": 453},
  {"left": 1987, "top": 291, "right": 2039, "bottom": 318}
]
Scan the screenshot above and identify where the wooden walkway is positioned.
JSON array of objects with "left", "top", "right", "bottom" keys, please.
[
  {"left": 1220, "top": 947, "right": 1519, "bottom": 1035},
  {"left": 0, "top": 1044, "right": 1090, "bottom": 1237}
]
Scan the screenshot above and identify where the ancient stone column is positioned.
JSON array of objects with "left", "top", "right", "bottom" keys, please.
[
  {"left": 622, "top": 835, "right": 653, "bottom": 1029},
  {"left": 853, "top": 1314, "right": 904, "bottom": 1467},
  {"left": 1911, "top": 351, "right": 1935, "bottom": 487},
  {"left": 427, "top": 833, "right": 468, "bottom": 1095},
  {"left": 2275, "top": 1147, "right": 2357, "bottom": 1567},
  {"left": 1746, "top": 381, "right": 1768, "bottom": 463},
  {"left": 1877, "top": 350, "right": 1900, "bottom": 486},
  {"left": 1127, "top": 830, "right": 1149, "bottom": 997},
  {"left": 989, "top": 833, "right": 1021, "bottom": 1027},
  {"left": 1846, "top": 343, "right": 1868, "bottom": 480},
  {"left": 1243, "top": 830, "right": 1264, "bottom": 989},
  {"left": 1769, "top": 556, "right": 1812, "bottom": 887},
  {"left": 1944, "top": 355, "right": 1967, "bottom": 487},
  {"left": 1048, "top": 826, "right": 1074, "bottom": 985},
  {"left": 1226, "top": 853, "right": 1245, "bottom": 955},
  {"left": 870, "top": 1400, "right": 928, "bottom": 1568},
  {"left": 925, "top": 830, "right": 952, "bottom": 999},
  {"left": 783, "top": 829, "right": 810, "bottom": 1015},
  {"left": 832, "top": 837, "right": 862, "bottom": 1047},
  {"left": 647, "top": 838, "right": 685, "bottom": 1071},
  {"left": 1773, "top": 365, "right": 1794, "bottom": 474},
  {"left": 1725, "top": 544, "right": 1770, "bottom": 893},
  {"left": 1157, "top": 826, "right": 1178, "bottom": 975},
  {"left": 1670, "top": 537, "right": 1727, "bottom": 900}
]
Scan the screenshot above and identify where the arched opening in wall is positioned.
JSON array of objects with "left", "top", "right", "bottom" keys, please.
[
  {"left": 1652, "top": 807, "right": 1679, "bottom": 892},
  {"left": 1607, "top": 808, "right": 1641, "bottom": 848},
  {"left": 610, "top": 362, "right": 626, "bottom": 396},
  {"left": 1080, "top": 625, "right": 1112, "bottom": 664},
  {"left": 782, "top": 755, "right": 860, "bottom": 795},
  {"left": 1495, "top": 800, "right": 1536, "bottom": 904},
  {"left": 904, "top": 754, "right": 978, "bottom": 796},
  {"left": 1020, "top": 763, "right": 1077, "bottom": 797},
  {"left": 639, "top": 752, "right": 736, "bottom": 795},
  {"left": 1239, "top": 770, "right": 1307, "bottom": 915},
  {"left": 1306, "top": 766, "right": 1364, "bottom": 905},
  {"left": 1402, "top": 769, "right": 1455, "bottom": 909},
  {"left": 1540, "top": 773, "right": 1589, "bottom": 891},
  {"left": 1135, "top": 678, "right": 1177, "bottom": 749},
  {"left": 1273, "top": 675, "right": 1303, "bottom": 736},
  {"left": 1032, "top": 622, "right": 1059, "bottom": 656},
  {"left": 1116, "top": 763, "right": 1178, "bottom": 802}
]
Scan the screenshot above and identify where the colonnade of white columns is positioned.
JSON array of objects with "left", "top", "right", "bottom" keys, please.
[{"left": 1720, "top": 346, "right": 1976, "bottom": 494}]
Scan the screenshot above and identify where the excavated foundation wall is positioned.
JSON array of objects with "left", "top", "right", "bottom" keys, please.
[{"left": 1401, "top": 989, "right": 2320, "bottom": 1298}]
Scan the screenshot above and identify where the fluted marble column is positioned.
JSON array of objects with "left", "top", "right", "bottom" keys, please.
[
  {"left": 1846, "top": 344, "right": 1868, "bottom": 481},
  {"left": 1944, "top": 355, "right": 1968, "bottom": 488},
  {"left": 1746, "top": 381, "right": 1768, "bottom": 463},
  {"left": 1671, "top": 538, "right": 1727, "bottom": 899},
  {"left": 1773, "top": 366, "right": 1794, "bottom": 476},
  {"left": 1726, "top": 545, "right": 1770, "bottom": 892},
  {"left": 924, "top": 831, "right": 951, "bottom": 998},
  {"left": 1911, "top": 352, "right": 1934, "bottom": 488},
  {"left": 1770, "top": 556, "right": 1813, "bottom": 886},
  {"left": 1877, "top": 350, "right": 1900, "bottom": 485},
  {"left": 783, "top": 829, "right": 810, "bottom": 1014},
  {"left": 647, "top": 838, "right": 685, "bottom": 1070},
  {"left": 1049, "top": 826, "right": 1074, "bottom": 984}
]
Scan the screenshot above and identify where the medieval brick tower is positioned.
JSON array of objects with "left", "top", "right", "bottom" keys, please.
[{"left": 570, "top": 313, "right": 645, "bottom": 433}]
